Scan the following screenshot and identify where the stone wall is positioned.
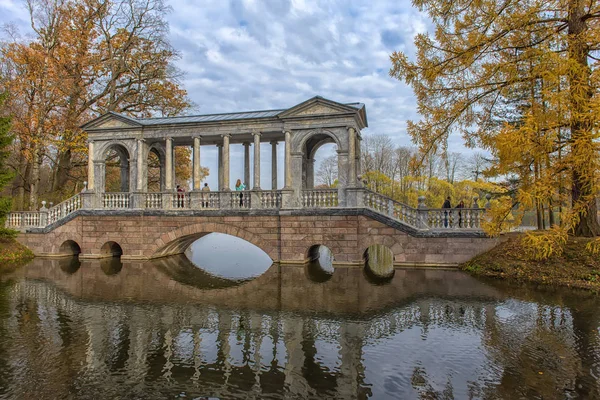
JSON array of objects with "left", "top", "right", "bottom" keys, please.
[{"left": 17, "top": 210, "right": 501, "bottom": 266}]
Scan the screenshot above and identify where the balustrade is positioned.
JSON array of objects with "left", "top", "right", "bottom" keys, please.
[
  {"left": 171, "top": 192, "right": 191, "bottom": 209},
  {"left": 302, "top": 189, "right": 338, "bottom": 208},
  {"left": 144, "top": 193, "right": 163, "bottom": 209},
  {"left": 426, "top": 208, "right": 484, "bottom": 229},
  {"left": 260, "top": 190, "right": 282, "bottom": 208},
  {"left": 102, "top": 193, "right": 130, "bottom": 208},
  {"left": 48, "top": 194, "right": 81, "bottom": 224},
  {"left": 4, "top": 188, "right": 487, "bottom": 233},
  {"left": 229, "top": 191, "right": 250, "bottom": 209}
]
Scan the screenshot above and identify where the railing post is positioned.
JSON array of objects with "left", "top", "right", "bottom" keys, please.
[
  {"left": 219, "top": 191, "right": 231, "bottom": 210},
  {"left": 162, "top": 193, "right": 173, "bottom": 210},
  {"left": 417, "top": 195, "right": 429, "bottom": 229},
  {"left": 250, "top": 190, "right": 261, "bottom": 209},
  {"left": 39, "top": 201, "right": 48, "bottom": 227},
  {"left": 345, "top": 187, "right": 364, "bottom": 208},
  {"left": 130, "top": 192, "right": 145, "bottom": 209},
  {"left": 189, "top": 191, "right": 202, "bottom": 209},
  {"left": 281, "top": 188, "right": 295, "bottom": 208}
]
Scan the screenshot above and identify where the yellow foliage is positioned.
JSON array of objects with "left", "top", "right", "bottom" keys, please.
[{"left": 521, "top": 227, "right": 568, "bottom": 261}]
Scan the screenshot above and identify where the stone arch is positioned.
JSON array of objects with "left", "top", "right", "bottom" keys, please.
[
  {"left": 58, "top": 240, "right": 81, "bottom": 256},
  {"left": 99, "top": 240, "right": 125, "bottom": 257},
  {"left": 360, "top": 234, "right": 404, "bottom": 265},
  {"left": 147, "top": 142, "right": 166, "bottom": 192},
  {"left": 102, "top": 142, "right": 132, "bottom": 192},
  {"left": 297, "top": 129, "right": 343, "bottom": 190},
  {"left": 363, "top": 244, "right": 395, "bottom": 280},
  {"left": 150, "top": 222, "right": 277, "bottom": 260},
  {"left": 294, "top": 128, "right": 343, "bottom": 152}
]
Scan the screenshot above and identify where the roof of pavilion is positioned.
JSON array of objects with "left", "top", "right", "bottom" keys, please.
[{"left": 81, "top": 96, "right": 368, "bottom": 130}]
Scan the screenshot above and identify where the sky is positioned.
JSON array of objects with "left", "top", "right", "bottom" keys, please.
[{"left": 0, "top": 0, "right": 468, "bottom": 189}]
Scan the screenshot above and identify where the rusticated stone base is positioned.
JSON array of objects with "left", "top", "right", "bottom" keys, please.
[{"left": 17, "top": 209, "right": 501, "bottom": 266}]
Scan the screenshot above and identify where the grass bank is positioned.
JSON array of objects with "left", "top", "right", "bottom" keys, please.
[
  {"left": 0, "top": 238, "right": 34, "bottom": 272},
  {"left": 461, "top": 234, "right": 600, "bottom": 292}
]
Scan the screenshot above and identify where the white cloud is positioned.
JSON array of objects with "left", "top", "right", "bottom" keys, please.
[{"left": 0, "top": 0, "right": 474, "bottom": 188}]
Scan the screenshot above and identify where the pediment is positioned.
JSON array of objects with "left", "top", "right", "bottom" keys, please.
[
  {"left": 81, "top": 112, "right": 142, "bottom": 130},
  {"left": 278, "top": 96, "right": 360, "bottom": 118}
]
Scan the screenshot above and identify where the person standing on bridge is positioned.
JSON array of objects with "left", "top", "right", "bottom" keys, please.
[
  {"left": 176, "top": 185, "right": 185, "bottom": 208},
  {"left": 456, "top": 200, "right": 465, "bottom": 228},
  {"left": 202, "top": 182, "right": 210, "bottom": 208},
  {"left": 235, "top": 179, "right": 246, "bottom": 207},
  {"left": 442, "top": 196, "right": 452, "bottom": 228}
]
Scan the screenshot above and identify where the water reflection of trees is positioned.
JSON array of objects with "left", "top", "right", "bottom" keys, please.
[{"left": 0, "top": 262, "right": 598, "bottom": 398}]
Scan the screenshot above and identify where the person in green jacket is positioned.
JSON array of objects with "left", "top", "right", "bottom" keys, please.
[{"left": 235, "top": 179, "right": 246, "bottom": 207}]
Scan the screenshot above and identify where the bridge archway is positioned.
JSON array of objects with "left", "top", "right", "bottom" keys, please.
[
  {"left": 59, "top": 240, "right": 81, "bottom": 256},
  {"left": 103, "top": 144, "right": 131, "bottom": 192},
  {"left": 147, "top": 144, "right": 166, "bottom": 192},
  {"left": 100, "top": 241, "right": 123, "bottom": 258},
  {"left": 300, "top": 130, "right": 341, "bottom": 189},
  {"left": 151, "top": 222, "right": 277, "bottom": 260}
]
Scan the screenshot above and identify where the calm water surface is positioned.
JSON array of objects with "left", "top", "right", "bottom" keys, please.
[{"left": 0, "top": 244, "right": 599, "bottom": 399}]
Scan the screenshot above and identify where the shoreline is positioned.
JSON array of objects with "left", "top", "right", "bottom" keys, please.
[
  {"left": 460, "top": 234, "right": 600, "bottom": 293},
  {"left": 0, "top": 238, "right": 34, "bottom": 272}
]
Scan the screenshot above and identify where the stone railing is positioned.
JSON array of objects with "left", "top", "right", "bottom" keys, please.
[
  {"left": 6, "top": 212, "right": 43, "bottom": 229},
  {"left": 302, "top": 189, "right": 339, "bottom": 208},
  {"left": 47, "top": 194, "right": 82, "bottom": 225},
  {"left": 102, "top": 193, "right": 130, "bottom": 208},
  {"left": 259, "top": 190, "right": 282, "bottom": 209},
  {"left": 424, "top": 208, "right": 485, "bottom": 230},
  {"left": 6, "top": 194, "right": 82, "bottom": 229},
  {"left": 5, "top": 187, "right": 488, "bottom": 233},
  {"left": 363, "top": 189, "right": 418, "bottom": 228},
  {"left": 228, "top": 191, "right": 250, "bottom": 209}
]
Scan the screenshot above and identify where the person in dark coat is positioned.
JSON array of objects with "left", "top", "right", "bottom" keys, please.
[
  {"left": 456, "top": 200, "right": 465, "bottom": 227},
  {"left": 442, "top": 196, "right": 451, "bottom": 227}
]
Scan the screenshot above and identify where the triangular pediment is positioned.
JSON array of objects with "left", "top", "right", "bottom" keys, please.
[
  {"left": 278, "top": 96, "right": 361, "bottom": 118},
  {"left": 80, "top": 112, "right": 142, "bottom": 130}
]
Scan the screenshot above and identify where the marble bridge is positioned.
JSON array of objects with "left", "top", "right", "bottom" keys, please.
[{"left": 7, "top": 97, "right": 498, "bottom": 266}]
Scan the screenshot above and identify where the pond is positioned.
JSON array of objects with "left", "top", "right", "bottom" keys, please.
[{"left": 0, "top": 242, "right": 598, "bottom": 399}]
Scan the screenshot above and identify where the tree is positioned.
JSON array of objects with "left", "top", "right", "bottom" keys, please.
[
  {"left": 466, "top": 153, "right": 489, "bottom": 182},
  {"left": 390, "top": 0, "right": 600, "bottom": 240},
  {"left": 1, "top": 0, "right": 191, "bottom": 209},
  {"left": 316, "top": 155, "right": 337, "bottom": 188},
  {"left": 0, "top": 92, "right": 15, "bottom": 237}
]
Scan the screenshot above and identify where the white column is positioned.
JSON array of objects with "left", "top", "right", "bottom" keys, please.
[
  {"left": 87, "top": 141, "right": 95, "bottom": 191},
  {"left": 136, "top": 138, "right": 144, "bottom": 191},
  {"left": 253, "top": 132, "right": 261, "bottom": 190},
  {"left": 222, "top": 134, "right": 230, "bottom": 191},
  {"left": 284, "top": 130, "right": 292, "bottom": 189},
  {"left": 193, "top": 136, "right": 201, "bottom": 190},
  {"left": 165, "top": 137, "right": 173, "bottom": 190},
  {"left": 271, "top": 141, "right": 278, "bottom": 190},
  {"left": 348, "top": 127, "right": 356, "bottom": 187},
  {"left": 217, "top": 144, "right": 223, "bottom": 190},
  {"left": 243, "top": 142, "right": 250, "bottom": 188}
]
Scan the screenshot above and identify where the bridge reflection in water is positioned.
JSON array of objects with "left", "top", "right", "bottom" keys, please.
[{"left": 1, "top": 258, "right": 599, "bottom": 399}]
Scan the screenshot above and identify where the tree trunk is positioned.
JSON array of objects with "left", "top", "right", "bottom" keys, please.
[
  {"left": 52, "top": 149, "right": 72, "bottom": 193},
  {"left": 29, "top": 146, "right": 40, "bottom": 211},
  {"left": 568, "top": 0, "right": 600, "bottom": 236}
]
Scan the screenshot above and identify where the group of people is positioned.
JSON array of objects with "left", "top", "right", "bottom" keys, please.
[
  {"left": 174, "top": 178, "right": 248, "bottom": 207},
  {"left": 441, "top": 196, "right": 467, "bottom": 228}
]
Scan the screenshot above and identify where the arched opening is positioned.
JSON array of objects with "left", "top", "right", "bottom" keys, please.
[
  {"left": 100, "top": 241, "right": 123, "bottom": 258},
  {"left": 184, "top": 233, "right": 272, "bottom": 280},
  {"left": 59, "top": 256, "right": 81, "bottom": 274},
  {"left": 59, "top": 240, "right": 81, "bottom": 256},
  {"left": 303, "top": 134, "right": 338, "bottom": 189},
  {"left": 104, "top": 144, "right": 131, "bottom": 192},
  {"left": 147, "top": 146, "right": 165, "bottom": 192},
  {"left": 305, "top": 244, "right": 334, "bottom": 282},
  {"left": 101, "top": 257, "right": 123, "bottom": 275},
  {"left": 363, "top": 244, "right": 395, "bottom": 282}
]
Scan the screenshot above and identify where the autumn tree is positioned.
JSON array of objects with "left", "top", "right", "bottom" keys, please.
[
  {"left": 316, "top": 155, "right": 337, "bottom": 188},
  {"left": 0, "top": 91, "right": 15, "bottom": 237},
  {"left": 0, "top": 0, "right": 191, "bottom": 209},
  {"left": 390, "top": 0, "right": 600, "bottom": 241}
]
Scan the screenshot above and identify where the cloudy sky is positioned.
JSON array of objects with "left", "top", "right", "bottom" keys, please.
[{"left": 0, "top": 0, "right": 465, "bottom": 189}]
